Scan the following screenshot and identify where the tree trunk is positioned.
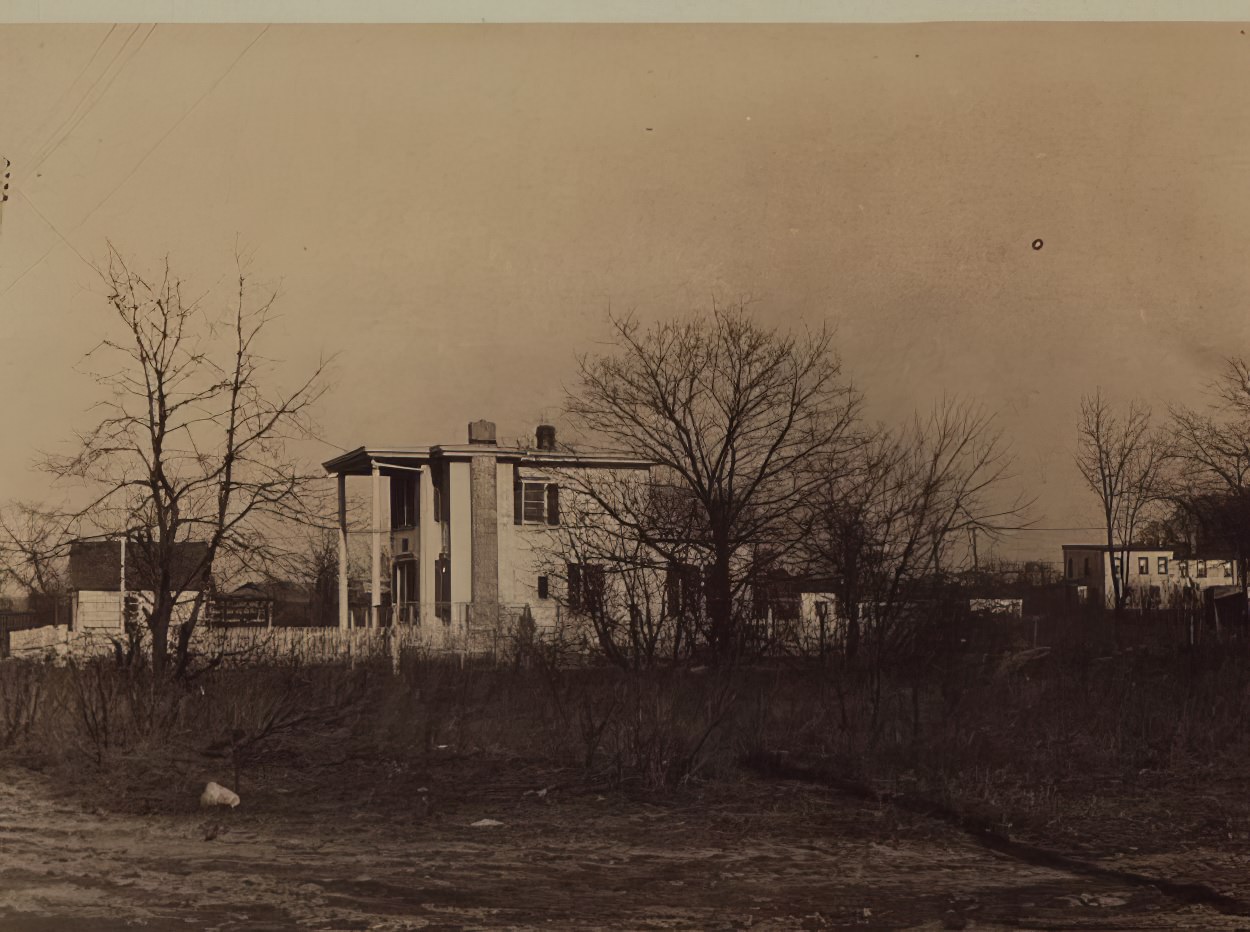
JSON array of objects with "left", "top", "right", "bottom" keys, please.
[
  {"left": 846, "top": 598, "right": 861, "bottom": 662},
  {"left": 147, "top": 603, "right": 172, "bottom": 676},
  {"left": 707, "top": 536, "right": 734, "bottom": 663}
]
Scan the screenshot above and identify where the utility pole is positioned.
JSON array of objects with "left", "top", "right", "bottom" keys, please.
[{"left": 0, "top": 157, "right": 10, "bottom": 252}]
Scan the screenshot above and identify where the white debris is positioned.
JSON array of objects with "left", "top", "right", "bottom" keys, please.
[
  {"left": 470, "top": 818, "right": 504, "bottom": 828},
  {"left": 200, "top": 782, "right": 240, "bottom": 808}
]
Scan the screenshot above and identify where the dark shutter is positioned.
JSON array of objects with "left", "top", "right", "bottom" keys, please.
[
  {"left": 586, "top": 565, "right": 606, "bottom": 616},
  {"left": 546, "top": 484, "right": 560, "bottom": 525},
  {"left": 537, "top": 575, "right": 549, "bottom": 600},
  {"left": 664, "top": 563, "right": 680, "bottom": 617},
  {"left": 567, "top": 562, "right": 582, "bottom": 612},
  {"left": 513, "top": 476, "right": 523, "bottom": 525}
]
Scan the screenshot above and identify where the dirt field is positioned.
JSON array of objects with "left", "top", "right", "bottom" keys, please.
[{"left": 3, "top": 756, "right": 1249, "bottom": 931}]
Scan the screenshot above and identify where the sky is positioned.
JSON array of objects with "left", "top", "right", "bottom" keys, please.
[{"left": 1, "top": 22, "right": 1249, "bottom": 562}]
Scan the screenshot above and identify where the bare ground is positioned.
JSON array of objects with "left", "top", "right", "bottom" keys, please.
[{"left": 2, "top": 756, "right": 1250, "bottom": 931}]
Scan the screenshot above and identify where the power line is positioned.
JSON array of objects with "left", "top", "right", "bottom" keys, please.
[
  {"left": 0, "top": 25, "right": 268, "bottom": 306},
  {"left": 14, "top": 24, "right": 118, "bottom": 164},
  {"left": 14, "top": 189, "right": 101, "bottom": 279},
  {"left": 73, "top": 24, "right": 268, "bottom": 234},
  {"left": 27, "top": 25, "right": 145, "bottom": 174},
  {"left": 994, "top": 526, "right": 1106, "bottom": 533}
]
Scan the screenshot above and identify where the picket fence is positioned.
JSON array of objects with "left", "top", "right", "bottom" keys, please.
[{"left": 5, "top": 622, "right": 492, "bottom": 667}]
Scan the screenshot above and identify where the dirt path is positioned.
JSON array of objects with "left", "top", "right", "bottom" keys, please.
[{"left": 0, "top": 765, "right": 1246, "bottom": 931}]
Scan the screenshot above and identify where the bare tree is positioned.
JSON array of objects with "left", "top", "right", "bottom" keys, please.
[
  {"left": 1074, "top": 391, "right": 1169, "bottom": 617},
  {"left": 803, "top": 397, "right": 1029, "bottom": 662},
  {"left": 1168, "top": 358, "right": 1250, "bottom": 609},
  {"left": 42, "top": 247, "right": 332, "bottom": 675},
  {"left": 562, "top": 305, "right": 862, "bottom": 662},
  {"left": 0, "top": 502, "right": 69, "bottom": 620},
  {"left": 542, "top": 465, "right": 705, "bottom": 667}
]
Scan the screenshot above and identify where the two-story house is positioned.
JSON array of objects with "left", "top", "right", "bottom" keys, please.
[
  {"left": 322, "top": 420, "right": 652, "bottom": 647},
  {"left": 1062, "top": 543, "right": 1237, "bottom": 609}
]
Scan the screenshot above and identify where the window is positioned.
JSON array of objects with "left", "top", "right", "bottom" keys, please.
[
  {"left": 1112, "top": 557, "right": 1122, "bottom": 575},
  {"left": 1138, "top": 557, "right": 1149, "bottom": 576},
  {"left": 566, "top": 562, "right": 604, "bottom": 614},
  {"left": 514, "top": 480, "right": 560, "bottom": 525},
  {"left": 396, "top": 561, "right": 418, "bottom": 605},
  {"left": 1067, "top": 558, "right": 1073, "bottom": 578},
  {"left": 1180, "top": 561, "right": 1189, "bottom": 578},
  {"left": 400, "top": 538, "right": 409, "bottom": 553},
  {"left": 537, "top": 575, "right": 549, "bottom": 600},
  {"left": 1158, "top": 557, "right": 1168, "bottom": 575},
  {"left": 1083, "top": 557, "right": 1091, "bottom": 576},
  {"left": 390, "top": 475, "right": 418, "bottom": 528},
  {"left": 434, "top": 554, "right": 451, "bottom": 622},
  {"left": 1226, "top": 562, "right": 1234, "bottom": 579},
  {"left": 1197, "top": 561, "right": 1207, "bottom": 579},
  {"left": 666, "top": 562, "right": 703, "bottom": 618}
]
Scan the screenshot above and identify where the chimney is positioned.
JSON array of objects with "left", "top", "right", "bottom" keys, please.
[
  {"left": 468, "top": 419, "right": 497, "bottom": 445},
  {"left": 536, "top": 424, "right": 556, "bottom": 452}
]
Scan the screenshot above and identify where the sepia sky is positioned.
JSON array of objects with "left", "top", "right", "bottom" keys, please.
[{"left": 1, "top": 22, "right": 1249, "bottom": 561}]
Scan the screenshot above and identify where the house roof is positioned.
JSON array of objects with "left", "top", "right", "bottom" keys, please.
[
  {"left": 1061, "top": 544, "right": 1173, "bottom": 553},
  {"left": 226, "top": 580, "right": 313, "bottom": 602},
  {"left": 323, "top": 444, "right": 653, "bottom": 476},
  {"left": 68, "top": 540, "right": 211, "bottom": 592}
]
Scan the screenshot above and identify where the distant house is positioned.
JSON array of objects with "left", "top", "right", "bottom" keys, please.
[
  {"left": 1062, "top": 543, "right": 1237, "bottom": 609},
  {"left": 209, "top": 579, "right": 340, "bottom": 628},
  {"left": 67, "top": 539, "right": 210, "bottom": 632}
]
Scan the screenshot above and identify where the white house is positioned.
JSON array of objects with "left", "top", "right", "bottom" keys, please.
[
  {"left": 67, "top": 539, "right": 210, "bottom": 632},
  {"left": 322, "top": 420, "right": 653, "bottom": 648},
  {"left": 1062, "top": 543, "right": 1237, "bottom": 609}
]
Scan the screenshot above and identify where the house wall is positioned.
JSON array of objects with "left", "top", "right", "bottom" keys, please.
[
  {"left": 74, "top": 590, "right": 120, "bottom": 630},
  {"left": 419, "top": 465, "right": 438, "bottom": 616},
  {"left": 496, "top": 461, "right": 515, "bottom": 604},
  {"left": 73, "top": 589, "right": 202, "bottom": 631},
  {"left": 449, "top": 461, "right": 473, "bottom": 606},
  {"left": 469, "top": 454, "right": 499, "bottom": 607}
]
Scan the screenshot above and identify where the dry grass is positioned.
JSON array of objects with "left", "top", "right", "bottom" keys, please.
[{"left": 3, "top": 613, "right": 1250, "bottom": 857}]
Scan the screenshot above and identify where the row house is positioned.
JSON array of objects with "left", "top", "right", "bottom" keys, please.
[{"left": 1062, "top": 543, "right": 1238, "bottom": 609}]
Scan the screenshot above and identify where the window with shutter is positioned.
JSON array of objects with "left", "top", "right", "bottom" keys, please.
[
  {"left": 515, "top": 480, "right": 556, "bottom": 524},
  {"left": 523, "top": 484, "right": 546, "bottom": 522}
]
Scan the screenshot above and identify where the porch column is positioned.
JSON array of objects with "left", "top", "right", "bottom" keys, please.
[
  {"left": 371, "top": 460, "right": 382, "bottom": 629},
  {"left": 337, "top": 472, "right": 349, "bottom": 631},
  {"left": 419, "top": 466, "right": 437, "bottom": 625}
]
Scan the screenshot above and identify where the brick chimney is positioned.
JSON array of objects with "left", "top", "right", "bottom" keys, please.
[
  {"left": 468, "top": 419, "right": 497, "bottom": 445},
  {"left": 536, "top": 424, "right": 556, "bottom": 452}
]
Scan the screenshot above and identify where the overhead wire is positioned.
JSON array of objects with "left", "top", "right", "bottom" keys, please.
[
  {"left": 13, "top": 24, "right": 119, "bottom": 165},
  {"left": 73, "top": 24, "right": 268, "bottom": 233},
  {"left": 1, "top": 25, "right": 267, "bottom": 305},
  {"left": 28, "top": 25, "right": 156, "bottom": 178}
]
